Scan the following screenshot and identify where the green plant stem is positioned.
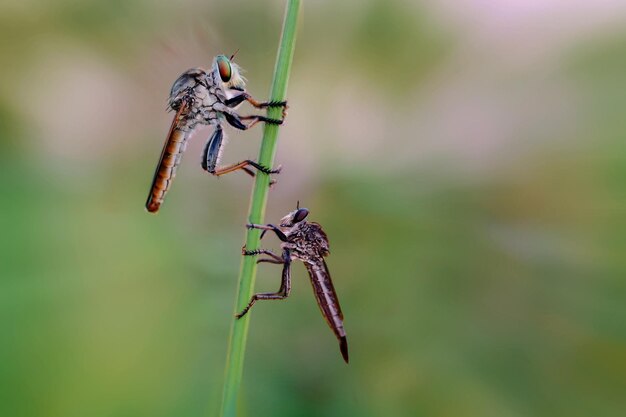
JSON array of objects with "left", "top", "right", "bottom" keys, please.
[{"left": 219, "top": 1, "right": 300, "bottom": 416}]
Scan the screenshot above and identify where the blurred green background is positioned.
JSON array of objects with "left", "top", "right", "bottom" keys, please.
[{"left": 1, "top": 1, "right": 625, "bottom": 416}]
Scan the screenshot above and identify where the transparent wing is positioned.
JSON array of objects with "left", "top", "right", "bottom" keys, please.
[{"left": 305, "top": 259, "right": 349, "bottom": 363}]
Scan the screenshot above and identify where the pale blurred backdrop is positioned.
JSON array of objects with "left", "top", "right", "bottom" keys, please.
[{"left": 1, "top": 1, "right": 625, "bottom": 416}]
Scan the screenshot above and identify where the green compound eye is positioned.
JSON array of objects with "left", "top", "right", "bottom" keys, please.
[{"left": 216, "top": 55, "right": 232, "bottom": 82}]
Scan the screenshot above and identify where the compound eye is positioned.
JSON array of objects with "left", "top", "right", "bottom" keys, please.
[
  {"left": 217, "top": 56, "right": 231, "bottom": 82},
  {"left": 293, "top": 208, "right": 309, "bottom": 223}
]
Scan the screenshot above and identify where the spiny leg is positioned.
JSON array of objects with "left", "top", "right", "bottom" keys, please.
[
  {"left": 242, "top": 246, "right": 283, "bottom": 263},
  {"left": 246, "top": 223, "right": 288, "bottom": 242},
  {"left": 224, "top": 112, "right": 284, "bottom": 131},
  {"left": 236, "top": 252, "right": 292, "bottom": 319},
  {"left": 240, "top": 114, "right": 284, "bottom": 130},
  {"left": 201, "top": 128, "right": 280, "bottom": 183},
  {"left": 211, "top": 108, "right": 284, "bottom": 185},
  {"left": 212, "top": 160, "right": 281, "bottom": 177},
  {"left": 225, "top": 93, "right": 287, "bottom": 110},
  {"left": 211, "top": 162, "right": 278, "bottom": 188}
]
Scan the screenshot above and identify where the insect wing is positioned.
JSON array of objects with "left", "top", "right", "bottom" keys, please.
[
  {"left": 306, "top": 259, "right": 348, "bottom": 362},
  {"left": 309, "top": 259, "right": 343, "bottom": 319}
]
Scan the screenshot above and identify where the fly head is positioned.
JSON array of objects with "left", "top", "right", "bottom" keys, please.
[
  {"left": 279, "top": 206, "right": 309, "bottom": 229},
  {"left": 214, "top": 54, "right": 246, "bottom": 91}
]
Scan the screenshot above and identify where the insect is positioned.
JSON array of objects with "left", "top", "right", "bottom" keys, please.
[
  {"left": 240, "top": 205, "right": 349, "bottom": 363},
  {"left": 146, "top": 53, "right": 288, "bottom": 213}
]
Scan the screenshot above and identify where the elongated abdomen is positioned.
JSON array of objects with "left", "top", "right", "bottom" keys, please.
[
  {"left": 146, "top": 104, "right": 190, "bottom": 213},
  {"left": 306, "top": 259, "right": 349, "bottom": 363}
]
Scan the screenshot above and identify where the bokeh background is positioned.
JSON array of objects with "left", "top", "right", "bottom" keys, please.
[{"left": 1, "top": 1, "right": 625, "bottom": 416}]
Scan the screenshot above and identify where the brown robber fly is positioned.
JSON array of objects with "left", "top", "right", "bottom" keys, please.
[
  {"left": 240, "top": 205, "right": 349, "bottom": 363},
  {"left": 146, "top": 54, "right": 287, "bottom": 213}
]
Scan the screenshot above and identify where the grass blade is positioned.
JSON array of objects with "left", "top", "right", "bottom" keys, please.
[{"left": 219, "top": 1, "right": 301, "bottom": 416}]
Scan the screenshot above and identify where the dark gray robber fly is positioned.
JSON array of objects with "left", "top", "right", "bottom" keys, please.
[
  {"left": 239, "top": 205, "right": 349, "bottom": 363},
  {"left": 146, "top": 53, "right": 287, "bottom": 213}
]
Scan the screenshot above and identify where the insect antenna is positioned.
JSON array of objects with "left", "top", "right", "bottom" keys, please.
[{"left": 230, "top": 48, "right": 240, "bottom": 61}]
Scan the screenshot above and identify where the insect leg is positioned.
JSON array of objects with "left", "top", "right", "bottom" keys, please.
[
  {"left": 246, "top": 223, "right": 288, "bottom": 242},
  {"left": 214, "top": 102, "right": 286, "bottom": 130},
  {"left": 241, "top": 167, "right": 256, "bottom": 177},
  {"left": 223, "top": 112, "right": 284, "bottom": 131},
  {"left": 201, "top": 125, "right": 224, "bottom": 174},
  {"left": 223, "top": 93, "right": 248, "bottom": 108},
  {"left": 236, "top": 251, "right": 292, "bottom": 319},
  {"left": 257, "top": 258, "right": 285, "bottom": 265},
  {"left": 202, "top": 126, "right": 280, "bottom": 181},
  {"left": 235, "top": 167, "right": 278, "bottom": 187},
  {"left": 241, "top": 246, "right": 283, "bottom": 263},
  {"left": 225, "top": 92, "right": 287, "bottom": 109},
  {"left": 213, "top": 160, "right": 281, "bottom": 177}
]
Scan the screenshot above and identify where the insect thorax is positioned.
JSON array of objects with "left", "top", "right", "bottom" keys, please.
[
  {"left": 285, "top": 222, "right": 330, "bottom": 261},
  {"left": 168, "top": 69, "right": 227, "bottom": 131}
]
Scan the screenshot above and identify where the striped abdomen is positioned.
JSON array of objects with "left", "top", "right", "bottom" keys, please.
[
  {"left": 305, "top": 259, "right": 349, "bottom": 363},
  {"left": 146, "top": 104, "right": 190, "bottom": 213}
]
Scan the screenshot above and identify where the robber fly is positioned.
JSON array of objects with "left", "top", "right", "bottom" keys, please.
[
  {"left": 145, "top": 53, "right": 287, "bottom": 213},
  {"left": 240, "top": 205, "right": 349, "bottom": 363}
]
